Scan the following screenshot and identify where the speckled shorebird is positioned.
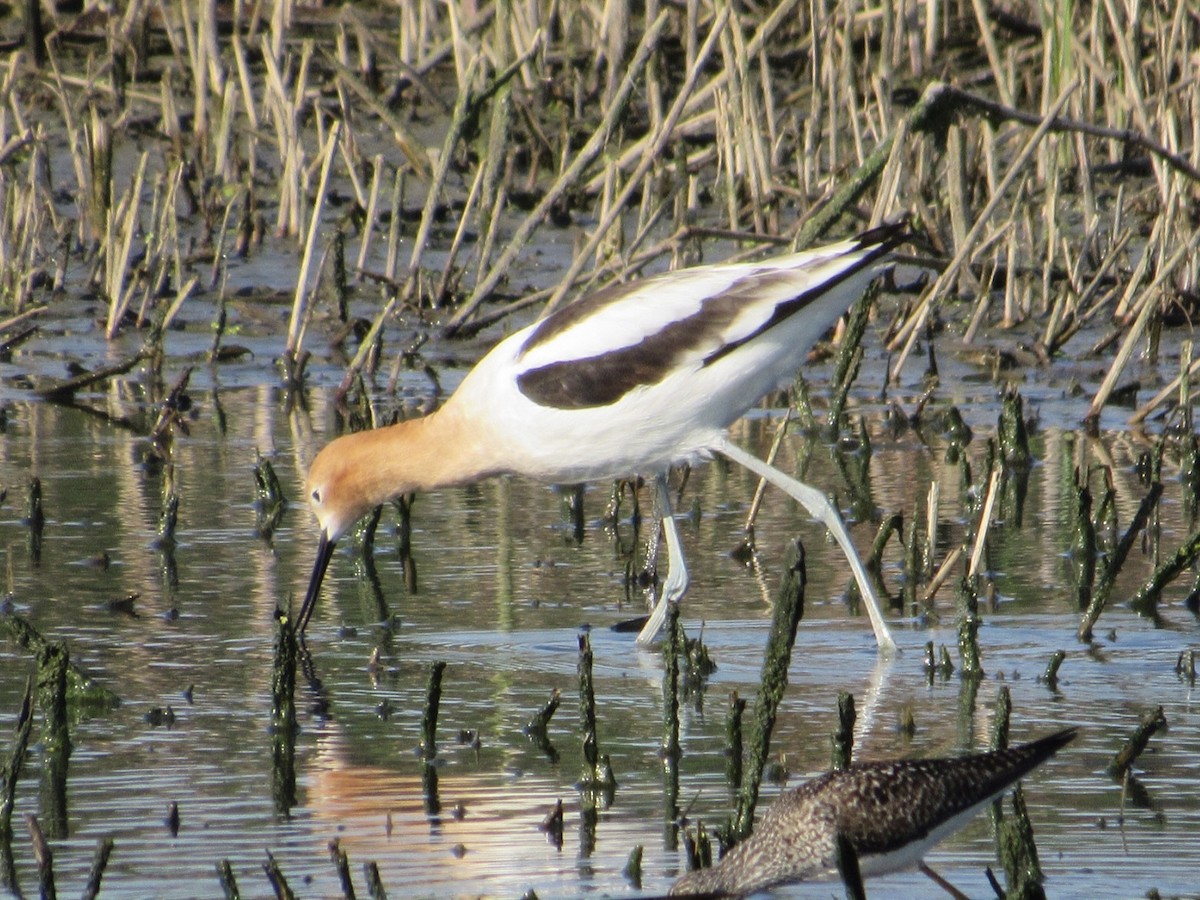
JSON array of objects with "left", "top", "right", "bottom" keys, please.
[
  {"left": 302, "top": 224, "right": 906, "bottom": 649},
  {"left": 670, "top": 728, "right": 1077, "bottom": 896}
]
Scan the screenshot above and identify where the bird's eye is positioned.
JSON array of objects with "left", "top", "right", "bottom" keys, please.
[{"left": 311, "top": 489, "right": 322, "bottom": 504}]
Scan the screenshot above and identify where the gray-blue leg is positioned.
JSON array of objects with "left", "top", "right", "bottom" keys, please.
[
  {"left": 716, "top": 437, "right": 898, "bottom": 655},
  {"left": 636, "top": 474, "right": 690, "bottom": 645}
]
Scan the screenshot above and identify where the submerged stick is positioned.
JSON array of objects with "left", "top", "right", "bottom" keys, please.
[
  {"left": 271, "top": 611, "right": 298, "bottom": 815},
  {"left": 27, "top": 814, "right": 55, "bottom": 899},
  {"left": 0, "top": 614, "right": 120, "bottom": 708},
  {"left": 0, "top": 678, "right": 34, "bottom": 838},
  {"left": 363, "top": 860, "right": 387, "bottom": 900},
  {"left": 37, "top": 642, "right": 71, "bottom": 837},
  {"left": 1108, "top": 707, "right": 1167, "bottom": 778},
  {"left": 35, "top": 349, "right": 148, "bottom": 403},
  {"left": 996, "top": 785, "right": 1046, "bottom": 899},
  {"left": 81, "top": 836, "right": 115, "bottom": 900},
  {"left": 1078, "top": 483, "right": 1163, "bottom": 641},
  {"left": 725, "top": 691, "right": 746, "bottom": 791},
  {"left": 1128, "top": 525, "right": 1200, "bottom": 617},
  {"left": 524, "top": 688, "right": 561, "bottom": 734},
  {"left": 731, "top": 539, "right": 806, "bottom": 843},
  {"left": 421, "top": 661, "right": 447, "bottom": 763},
  {"left": 577, "top": 633, "right": 616, "bottom": 792},
  {"left": 254, "top": 453, "right": 288, "bottom": 539},
  {"left": 957, "top": 574, "right": 984, "bottom": 678},
  {"left": 215, "top": 859, "right": 241, "bottom": 899},
  {"left": 330, "top": 840, "right": 355, "bottom": 899},
  {"left": 826, "top": 284, "right": 876, "bottom": 436},
  {"left": 662, "top": 604, "right": 682, "bottom": 762},
  {"left": 262, "top": 850, "right": 296, "bottom": 900},
  {"left": 831, "top": 692, "right": 856, "bottom": 771}
]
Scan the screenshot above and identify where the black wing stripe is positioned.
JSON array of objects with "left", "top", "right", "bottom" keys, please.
[
  {"left": 700, "top": 231, "right": 897, "bottom": 367},
  {"left": 517, "top": 224, "right": 906, "bottom": 410}
]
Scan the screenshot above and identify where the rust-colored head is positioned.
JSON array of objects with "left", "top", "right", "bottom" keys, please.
[{"left": 298, "top": 431, "right": 395, "bottom": 635}]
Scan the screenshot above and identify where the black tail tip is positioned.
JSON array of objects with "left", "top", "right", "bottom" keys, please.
[{"left": 855, "top": 216, "right": 911, "bottom": 253}]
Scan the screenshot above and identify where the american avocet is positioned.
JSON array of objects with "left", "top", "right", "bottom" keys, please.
[
  {"left": 670, "top": 728, "right": 1077, "bottom": 895},
  {"left": 301, "top": 223, "right": 905, "bottom": 651}
]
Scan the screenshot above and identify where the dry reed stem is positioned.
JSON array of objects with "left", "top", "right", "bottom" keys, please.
[
  {"left": 921, "top": 546, "right": 964, "bottom": 606},
  {"left": 888, "top": 80, "right": 1080, "bottom": 382},
  {"left": 445, "top": 8, "right": 670, "bottom": 333},
  {"left": 541, "top": 7, "right": 730, "bottom": 316},
  {"left": 1130, "top": 357, "right": 1200, "bottom": 426},
  {"left": 103, "top": 152, "right": 148, "bottom": 338},
  {"left": 404, "top": 55, "right": 484, "bottom": 302},
  {"left": 285, "top": 120, "right": 341, "bottom": 361},
  {"left": 1086, "top": 229, "right": 1200, "bottom": 427},
  {"left": 336, "top": 295, "right": 398, "bottom": 405},
  {"left": 968, "top": 468, "right": 1002, "bottom": 579},
  {"left": 583, "top": 0, "right": 803, "bottom": 193}
]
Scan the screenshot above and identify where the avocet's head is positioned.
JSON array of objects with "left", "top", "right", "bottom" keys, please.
[{"left": 299, "top": 434, "right": 381, "bottom": 635}]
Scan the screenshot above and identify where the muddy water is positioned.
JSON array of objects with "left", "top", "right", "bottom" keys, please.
[{"left": 0, "top": 312, "right": 1198, "bottom": 898}]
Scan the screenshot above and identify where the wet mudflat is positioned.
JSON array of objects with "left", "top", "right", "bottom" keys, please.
[{"left": 1, "top": 335, "right": 1199, "bottom": 897}]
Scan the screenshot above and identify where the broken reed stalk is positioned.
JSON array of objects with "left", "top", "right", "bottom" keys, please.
[
  {"left": 991, "top": 685, "right": 1013, "bottom": 752},
  {"left": 271, "top": 611, "right": 298, "bottom": 814},
  {"left": 335, "top": 295, "right": 398, "bottom": 403},
  {"left": 921, "top": 546, "right": 963, "bottom": 605},
  {"left": 1107, "top": 706, "right": 1167, "bottom": 778},
  {"left": 1128, "top": 524, "right": 1200, "bottom": 617},
  {"left": 1131, "top": 355, "right": 1200, "bottom": 425},
  {"left": 0, "top": 678, "right": 34, "bottom": 839},
  {"left": 825, "top": 284, "right": 876, "bottom": 436},
  {"left": 37, "top": 644, "right": 71, "bottom": 840},
  {"left": 524, "top": 688, "right": 560, "bottom": 734},
  {"left": 262, "top": 849, "right": 296, "bottom": 900},
  {"left": 1078, "top": 482, "right": 1163, "bottom": 642},
  {"left": 741, "top": 408, "right": 792, "bottom": 543},
  {"left": 957, "top": 574, "right": 984, "bottom": 678},
  {"left": 215, "top": 859, "right": 240, "bottom": 899},
  {"left": 662, "top": 603, "right": 682, "bottom": 762},
  {"left": 330, "top": 840, "right": 354, "bottom": 898},
  {"left": 577, "top": 632, "right": 616, "bottom": 792},
  {"left": 996, "top": 784, "right": 1046, "bottom": 899},
  {"left": 725, "top": 691, "right": 745, "bottom": 790},
  {"left": 590, "top": 0, "right": 802, "bottom": 190},
  {"left": 104, "top": 151, "right": 149, "bottom": 339},
  {"left": 968, "top": 468, "right": 1002, "bottom": 578},
  {"left": 1086, "top": 229, "right": 1200, "bottom": 429},
  {"left": 363, "top": 860, "right": 387, "bottom": 900},
  {"left": 830, "top": 691, "right": 856, "bottom": 771},
  {"left": 403, "top": 55, "right": 483, "bottom": 299},
  {"left": 1070, "top": 470, "right": 1096, "bottom": 611},
  {"left": 254, "top": 453, "right": 287, "bottom": 539},
  {"left": 989, "top": 689, "right": 1036, "bottom": 894},
  {"left": 731, "top": 539, "right": 806, "bottom": 844},
  {"left": 1043, "top": 650, "right": 1066, "bottom": 688}
]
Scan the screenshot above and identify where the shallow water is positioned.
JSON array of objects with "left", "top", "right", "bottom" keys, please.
[{"left": 1, "top": 309, "right": 1199, "bottom": 899}]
